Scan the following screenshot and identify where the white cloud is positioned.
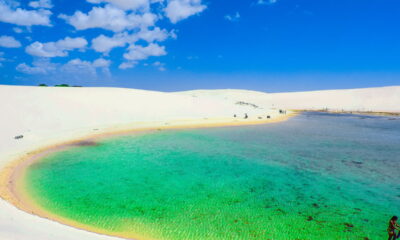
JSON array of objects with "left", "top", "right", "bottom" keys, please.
[
  {"left": 29, "top": 0, "right": 53, "bottom": 9},
  {"left": 119, "top": 43, "right": 166, "bottom": 69},
  {"left": 17, "top": 57, "right": 111, "bottom": 77},
  {"left": 92, "top": 58, "right": 111, "bottom": 67},
  {"left": 56, "top": 37, "right": 88, "bottom": 49},
  {"left": 91, "top": 33, "right": 128, "bottom": 53},
  {"left": 118, "top": 61, "right": 136, "bottom": 69},
  {"left": 0, "top": 35, "right": 21, "bottom": 48},
  {"left": 26, "top": 37, "right": 88, "bottom": 57},
  {"left": 91, "top": 27, "right": 171, "bottom": 53},
  {"left": 61, "top": 58, "right": 111, "bottom": 78},
  {"left": 4, "top": 0, "right": 20, "bottom": 7},
  {"left": 0, "top": 51, "right": 5, "bottom": 62},
  {"left": 257, "top": 0, "right": 277, "bottom": 5},
  {"left": 224, "top": 12, "right": 240, "bottom": 22},
  {"left": 153, "top": 61, "right": 166, "bottom": 71},
  {"left": 138, "top": 27, "right": 172, "bottom": 42},
  {"left": 164, "top": 0, "right": 206, "bottom": 23},
  {"left": 0, "top": 0, "right": 52, "bottom": 26},
  {"left": 13, "top": 27, "right": 23, "bottom": 33},
  {"left": 123, "top": 43, "right": 166, "bottom": 61},
  {"left": 16, "top": 58, "right": 56, "bottom": 74},
  {"left": 87, "top": 0, "right": 150, "bottom": 11},
  {"left": 62, "top": 59, "right": 96, "bottom": 76},
  {"left": 60, "top": 5, "right": 157, "bottom": 32}
]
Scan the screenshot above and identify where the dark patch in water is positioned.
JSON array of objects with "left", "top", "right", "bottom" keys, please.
[
  {"left": 352, "top": 161, "right": 363, "bottom": 165},
  {"left": 312, "top": 203, "right": 320, "bottom": 208},
  {"left": 344, "top": 223, "right": 354, "bottom": 228},
  {"left": 71, "top": 140, "right": 98, "bottom": 147}
]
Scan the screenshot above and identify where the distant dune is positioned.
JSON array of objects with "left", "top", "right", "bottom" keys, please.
[
  {"left": 0, "top": 84, "right": 399, "bottom": 240},
  {"left": 177, "top": 86, "right": 400, "bottom": 113}
]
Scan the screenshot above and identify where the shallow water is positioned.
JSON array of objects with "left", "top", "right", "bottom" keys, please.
[{"left": 25, "top": 113, "right": 400, "bottom": 239}]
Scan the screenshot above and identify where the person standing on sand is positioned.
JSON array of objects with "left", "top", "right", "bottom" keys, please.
[{"left": 388, "top": 216, "right": 400, "bottom": 240}]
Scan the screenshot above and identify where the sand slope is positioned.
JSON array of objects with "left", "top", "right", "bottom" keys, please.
[{"left": 0, "top": 85, "right": 399, "bottom": 240}]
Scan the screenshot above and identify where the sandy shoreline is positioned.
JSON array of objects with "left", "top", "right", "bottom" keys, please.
[{"left": 0, "top": 113, "right": 296, "bottom": 240}]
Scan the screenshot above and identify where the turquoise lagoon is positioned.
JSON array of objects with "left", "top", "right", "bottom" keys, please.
[{"left": 25, "top": 113, "right": 400, "bottom": 239}]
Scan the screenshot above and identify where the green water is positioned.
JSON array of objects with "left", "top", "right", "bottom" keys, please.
[{"left": 25, "top": 113, "right": 400, "bottom": 239}]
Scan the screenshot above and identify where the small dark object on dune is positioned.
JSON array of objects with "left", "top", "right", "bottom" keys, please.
[
  {"left": 14, "top": 135, "right": 23, "bottom": 139},
  {"left": 236, "top": 101, "right": 259, "bottom": 108},
  {"left": 279, "top": 109, "right": 287, "bottom": 114},
  {"left": 266, "top": 115, "right": 271, "bottom": 119},
  {"left": 244, "top": 113, "right": 248, "bottom": 119}
]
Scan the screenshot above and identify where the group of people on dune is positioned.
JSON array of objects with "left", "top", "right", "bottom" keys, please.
[{"left": 389, "top": 216, "right": 400, "bottom": 240}]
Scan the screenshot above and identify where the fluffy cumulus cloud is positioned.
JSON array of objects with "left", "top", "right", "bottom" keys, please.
[
  {"left": 16, "top": 58, "right": 56, "bottom": 74},
  {"left": 92, "top": 58, "right": 111, "bottom": 67},
  {"left": 6, "top": 0, "right": 207, "bottom": 79},
  {"left": 119, "top": 43, "right": 166, "bottom": 69},
  {"left": 0, "top": 0, "right": 52, "bottom": 26},
  {"left": 61, "top": 58, "right": 111, "bottom": 77},
  {"left": 25, "top": 37, "right": 88, "bottom": 57},
  {"left": 123, "top": 43, "right": 166, "bottom": 61},
  {"left": 92, "top": 33, "right": 128, "bottom": 53},
  {"left": 0, "top": 35, "right": 21, "bottom": 48},
  {"left": 29, "top": 0, "right": 53, "bottom": 9},
  {"left": 59, "top": 5, "right": 157, "bottom": 32},
  {"left": 164, "top": 0, "right": 206, "bottom": 23},
  {"left": 17, "top": 57, "right": 111, "bottom": 78},
  {"left": 118, "top": 61, "right": 136, "bottom": 69},
  {"left": 91, "top": 27, "right": 172, "bottom": 53},
  {"left": 87, "top": 0, "right": 150, "bottom": 11},
  {"left": 56, "top": 0, "right": 206, "bottom": 69}
]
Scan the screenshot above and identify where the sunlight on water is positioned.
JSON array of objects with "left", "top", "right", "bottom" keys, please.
[{"left": 25, "top": 113, "right": 400, "bottom": 239}]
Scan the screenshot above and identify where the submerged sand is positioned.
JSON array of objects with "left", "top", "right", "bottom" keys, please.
[{"left": 0, "top": 85, "right": 399, "bottom": 240}]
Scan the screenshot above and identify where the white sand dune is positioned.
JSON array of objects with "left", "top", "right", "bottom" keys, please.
[
  {"left": 177, "top": 86, "right": 400, "bottom": 113},
  {"left": 0, "top": 85, "right": 399, "bottom": 240}
]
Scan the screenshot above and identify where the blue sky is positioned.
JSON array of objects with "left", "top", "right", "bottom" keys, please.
[{"left": 0, "top": 0, "right": 399, "bottom": 92}]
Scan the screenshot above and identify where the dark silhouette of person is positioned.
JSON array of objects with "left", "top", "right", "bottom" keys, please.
[{"left": 388, "top": 216, "right": 400, "bottom": 240}]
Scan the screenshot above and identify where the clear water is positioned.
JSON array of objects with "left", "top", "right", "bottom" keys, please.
[{"left": 25, "top": 113, "right": 400, "bottom": 240}]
